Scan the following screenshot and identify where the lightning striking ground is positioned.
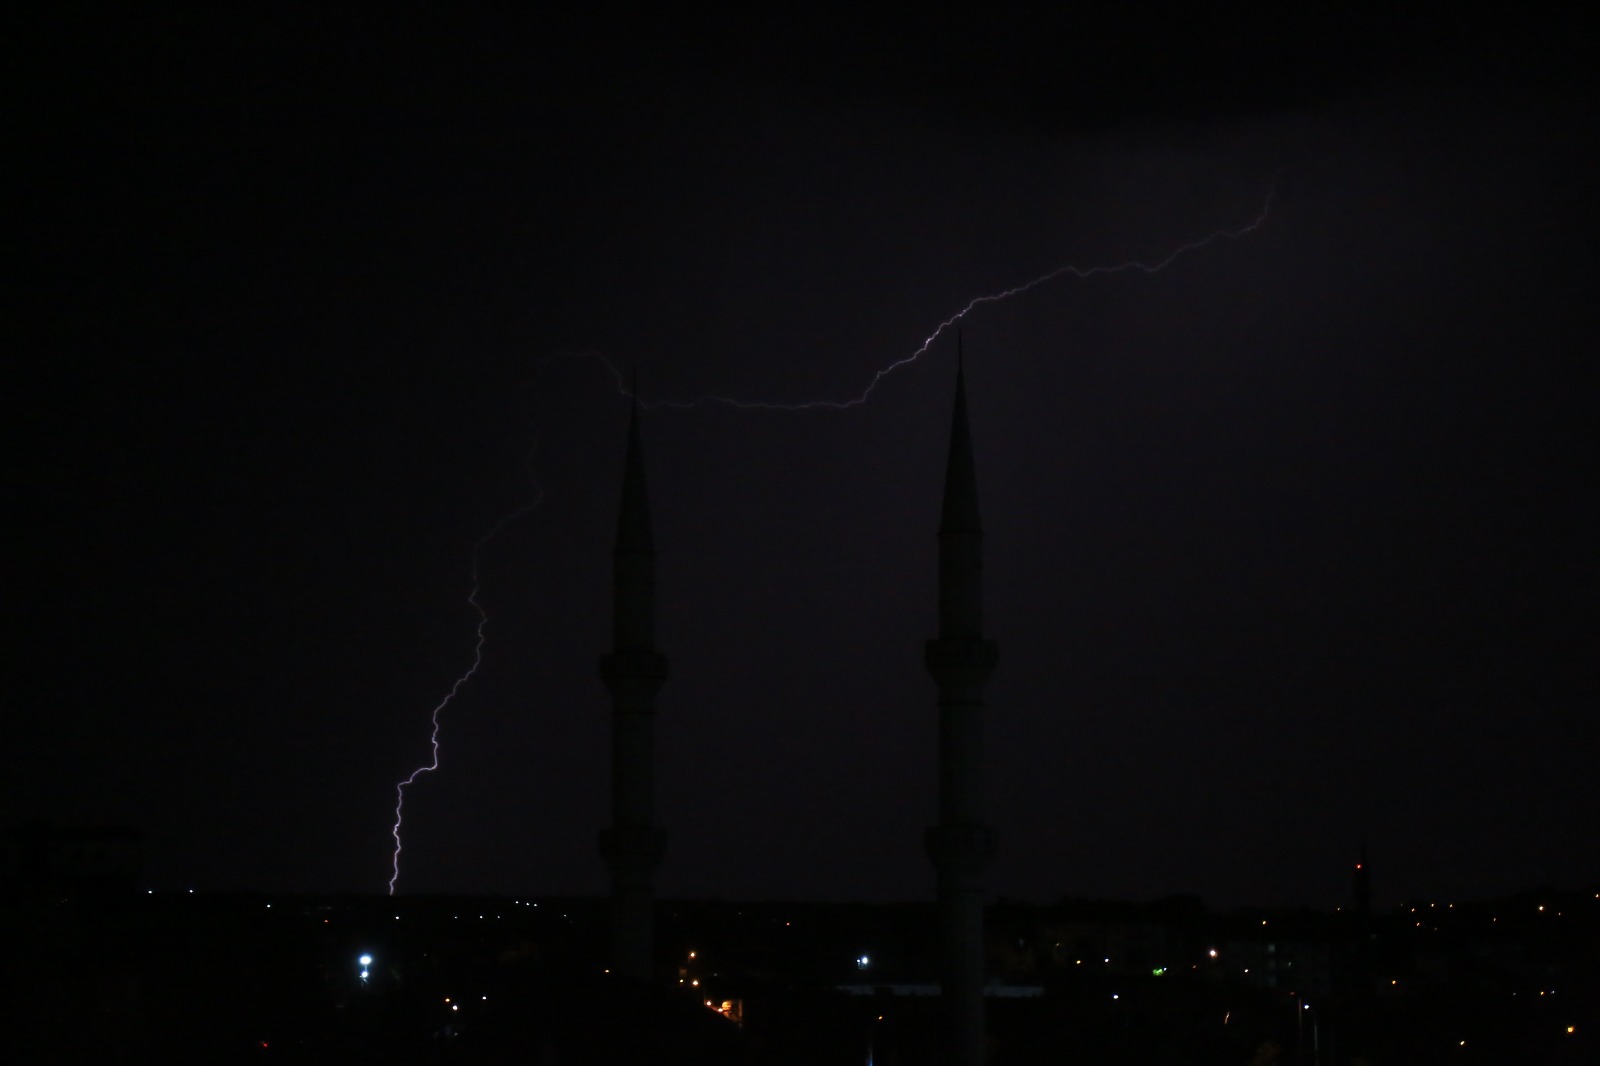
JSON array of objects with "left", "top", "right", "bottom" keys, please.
[
  {"left": 387, "top": 500, "right": 539, "bottom": 896},
  {"left": 386, "top": 185, "right": 1274, "bottom": 891}
]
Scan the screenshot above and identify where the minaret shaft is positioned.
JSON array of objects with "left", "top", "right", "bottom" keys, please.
[
  {"left": 599, "top": 403, "right": 667, "bottom": 982},
  {"left": 938, "top": 697, "right": 986, "bottom": 825},
  {"left": 925, "top": 364, "right": 997, "bottom": 1066}
]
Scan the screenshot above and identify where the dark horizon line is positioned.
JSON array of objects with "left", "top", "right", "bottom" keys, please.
[{"left": 62, "top": 882, "right": 1600, "bottom": 913}]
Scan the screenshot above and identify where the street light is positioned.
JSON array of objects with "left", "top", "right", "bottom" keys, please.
[{"left": 1295, "top": 995, "right": 1320, "bottom": 1066}]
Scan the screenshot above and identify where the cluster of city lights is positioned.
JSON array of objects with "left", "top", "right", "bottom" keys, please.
[{"left": 703, "top": 997, "right": 743, "bottom": 1025}]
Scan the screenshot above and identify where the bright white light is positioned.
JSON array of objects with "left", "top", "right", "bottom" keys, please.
[
  {"left": 359, "top": 954, "right": 373, "bottom": 967},
  {"left": 360, "top": 969, "right": 369, "bottom": 980}
]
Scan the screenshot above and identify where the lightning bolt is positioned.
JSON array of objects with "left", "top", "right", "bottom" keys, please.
[
  {"left": 592, "top": 182, "right": 1276, "bottom": 411},
  {"left": 388, "top": 498, "right": 539, "bottom": 896},
  {"left": 386, "top": 182, "right": 1274, "bottom": 891}
]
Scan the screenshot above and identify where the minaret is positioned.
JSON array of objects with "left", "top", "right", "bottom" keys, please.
[
  {"left": 598, "top": 397, "right": 668, "bottom": 982},
  {"left": 924, "top": 348, "right": 999, "bottom": 1066}
]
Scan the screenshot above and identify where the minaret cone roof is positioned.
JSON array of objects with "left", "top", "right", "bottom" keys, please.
[
  {"left": 939, "top": 364, "right": 982, "bottom": 536},
  {"left": 615, "top": 400, "right": 654, "bottom": 556}
]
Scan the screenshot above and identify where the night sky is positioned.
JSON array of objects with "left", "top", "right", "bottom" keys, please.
[{"left": 12, "top": 8, "right": 1597, "bottom": 909}]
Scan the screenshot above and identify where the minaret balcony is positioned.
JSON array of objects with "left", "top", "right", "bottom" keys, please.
[
  {"left": 924, "top": 638, "right": 999, "bottom": 687},
  {"left": 599, "top": 650, "right": 669, "bottom": 692},
  {"left": 600, "top": 825, "right": 667, "bottom": 886},
  {"left": 924, "top": 823, "right": 998, "bottom": 882}
]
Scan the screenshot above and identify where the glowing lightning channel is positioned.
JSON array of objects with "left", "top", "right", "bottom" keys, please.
[
  {"left": 387, "top": 499, "right": 539, "bottom": 896},
  {"left": 605, "top": 183, "right": 1276, "bottom": 412},
  {"left": 388, "top": 183, "right": 1275, "bottom": 889}
]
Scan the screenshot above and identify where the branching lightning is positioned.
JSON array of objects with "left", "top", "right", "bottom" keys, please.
[
  {"left": 387, "top": 498, "right": 539, "bottom": 896},
  {"left": 386, "top": 183, "right": 1274, "bottom": 892}
]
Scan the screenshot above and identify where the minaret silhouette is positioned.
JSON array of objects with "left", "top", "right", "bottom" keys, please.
[
  {"left": 598, "top": 396, "right": 668, "bottom": 982},
  {"left": 924, "top": 343, "right": 999, "bottom": 1066}
]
